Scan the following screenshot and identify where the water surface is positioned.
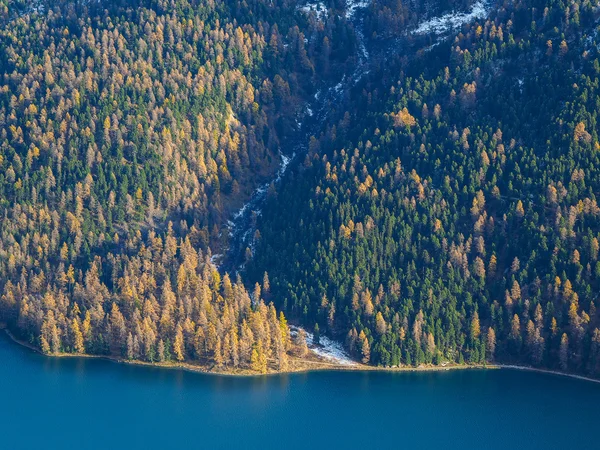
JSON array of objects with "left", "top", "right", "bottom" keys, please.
[{"left": 1, "top": 333, "right": 598, "bottom": 449}]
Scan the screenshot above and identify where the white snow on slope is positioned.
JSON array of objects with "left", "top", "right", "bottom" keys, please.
[
  {"left": 232, "top": 152, "right": 290, "bottom": 221},
  {"left": 225, "top": 151, "right": 293, "bottom": 270},
  {"left": 413, "top": 0, "right": 490, "bottom": 35},
  {"left": 346, "top": 0, "right": 370, "bottom": 19},
  {"left": 298, "top": 2, "right": 329, "bottom": 21},
  {"left": 291, "top": 326, "right": 357, "bottom": 366},
  {"left": 210, "top": 253, "right": 223, "bottom": 266}
]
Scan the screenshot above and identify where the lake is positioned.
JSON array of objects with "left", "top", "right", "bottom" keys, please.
[{"left": 1, "top": 333, "right": 599, "bottom": 449}]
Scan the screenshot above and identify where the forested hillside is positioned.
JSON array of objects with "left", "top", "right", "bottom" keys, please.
[
  {"left": 3, "top": 0, "right": 600, "bottom": 378},
  {"left": 250, "top": 0, "right": 600, "bottom": 376},
  {"left": 364, "top": 0, "right": 475, "bottom": 38},
  {"left": 0, "top": 0, "right": 349, "bottom": 371}
]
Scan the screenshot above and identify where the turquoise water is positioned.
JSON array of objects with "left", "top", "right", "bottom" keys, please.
[{"left": 1, "top": 333, "right": 599, "bottom": 450}]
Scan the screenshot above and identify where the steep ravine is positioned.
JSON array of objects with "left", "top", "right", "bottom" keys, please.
[{"left": 218, "top": 0, "right": 496, "bottom": 364}]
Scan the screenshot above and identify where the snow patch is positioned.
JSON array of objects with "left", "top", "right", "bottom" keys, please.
[
  {"left": 298, "top": 2, "right": 329, "bottom": 21},
  {"left": 421, "top": 42, "right": 442, "bottom": 53},
  {"left": 12, "top": 0, "right": 46, "bottom": 19},
  {"left": 412, "top": 0, "right": 490, "bottom": 35},
  {"left": 291, "top": 326, "right": 356, "bottom": 366},
  {"left": 346, "top": 0, "right": 370, "bottom": 19}
]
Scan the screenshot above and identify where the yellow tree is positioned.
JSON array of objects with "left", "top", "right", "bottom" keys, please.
[
  {"left": 71, "top": 319, "right": 85, "bottom": 353},
  {"left": 486, "top": 328, "right": 496, "bottom": 360},
  {"left": 470, "top": 311, "right": 481, "bottom": 342},
  {"left": 559, "top": 333, "right": 569, "bottom": 370},
  {"left": 174, "top": 325, "right": 185, "bottom": 362},
  {"left": 375, "top": 312, "right": 387, "bottom": 335},
  {"left": 359, "top": 330, "right": 370, "bottom": 363}
]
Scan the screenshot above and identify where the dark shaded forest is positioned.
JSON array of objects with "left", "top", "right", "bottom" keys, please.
[{"left": 249, "top": 0, "right": 600, "bottom": 376}]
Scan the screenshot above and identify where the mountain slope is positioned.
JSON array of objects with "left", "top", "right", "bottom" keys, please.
[
  {"left": 0, "top": 0, "right": 350, "bottom": 371},
  {"left": 249, "top": 0, "right": 600, "bottom": 376}
]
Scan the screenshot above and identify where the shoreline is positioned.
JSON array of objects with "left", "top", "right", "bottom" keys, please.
[
  {"left": 1, "top": 327, "right": 486, "bottom": 376},
  {"left": 2, "top": 328, "right": 341, "bottom": 377},
  {"left": 3, "top": 329, "right": 600, "bottom": 383},
  {"left": 495, "top": 364, "right": 600, "bottom": 385}
]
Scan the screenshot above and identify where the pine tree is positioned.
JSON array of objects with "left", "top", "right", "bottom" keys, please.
[
  {"left": 263, "top": 272, "right": 270, "bottom": 294},
  {"left": 251, "top": 347, "right": 261, "bottom": 372},
  {"left": 158, "top": 339, "right": 165, "bottom": 362},
  {"left": 174, "top": 325, "right": 185, "bottom": 362},
  {"left": 486, "top": 328, "right": 496, "bottom": 360},
  {"left": 71, "top": 319, "right": 84, "bottom": 353},
  {"left": 127, "top": 333, "right": 134, "bottom": 360},
  {"left": 296, "top": 329, "right": 309, "bottom": 357},
  {"left": 559, "top": 333, "right": 569, "bottom": 370},
  {"left": 313, "top": 323, "right": 321, "bottom": 345},
  {"left": 359, "top": 331, "right": 371, "bottom": 364},
  {"left": 375, "top": 312, "right": 387, "bottom": 335},
  {"left": 470, "top": 311, "right": 481, "bottom": 342}
]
